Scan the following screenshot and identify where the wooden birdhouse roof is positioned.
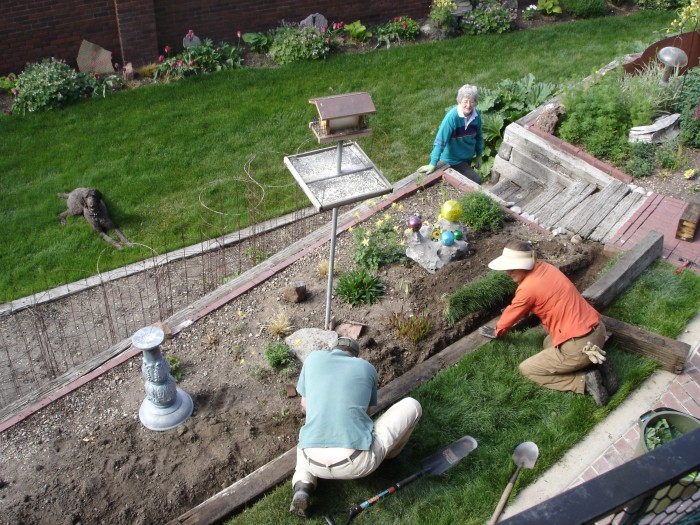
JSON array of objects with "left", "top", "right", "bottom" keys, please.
[{"left": 308, "top": 92, "right": 376, "bottom": 120}]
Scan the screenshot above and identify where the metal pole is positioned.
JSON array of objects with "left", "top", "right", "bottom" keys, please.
[
  {"left": 325, "top": 140, "right": 344, "bottom": 330},
  {"left": 324, "top": 207, "right": 338, "bottom": 330}
]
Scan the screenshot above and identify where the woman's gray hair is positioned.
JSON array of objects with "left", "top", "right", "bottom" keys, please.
[{"left": 456, "top": 84, "right": 478, "bottom": 104}]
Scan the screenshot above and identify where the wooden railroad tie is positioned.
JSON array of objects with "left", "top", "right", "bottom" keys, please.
[{"left": 675, "top": 202, "right": 700, "bottom": 242}]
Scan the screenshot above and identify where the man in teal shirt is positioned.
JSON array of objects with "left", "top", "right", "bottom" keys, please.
[
  {"left": 418, "top": 84, "right": 484, "bottom": 184},
  {"left": 289, "top": 337, "right": 422, "bottom": 517}
]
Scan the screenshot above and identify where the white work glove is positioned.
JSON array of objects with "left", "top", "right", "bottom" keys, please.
[
  {"left": 582, "top": 342, "right": 606, "bottom": 364},
  {"left": 479, "top": 325, "right": 496, "bottom": 339},
  {"left": 417, "top": 164, "right": 436, "bottom": 174}
]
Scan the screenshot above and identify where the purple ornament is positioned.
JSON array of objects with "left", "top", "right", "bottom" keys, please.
[
  {"left": 440, "top": 231, "right": 455, "bottom": 246},
  {"left": 407, "top": 214, "right": 422, "bottom": 232}
]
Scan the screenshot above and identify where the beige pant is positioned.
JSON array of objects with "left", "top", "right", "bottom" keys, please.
[
  {"left": 292, "top": 397, "right": 422, "bottom": 488},
  {"left": 518, "top": 323, "right": 607, "bottom": 394}
]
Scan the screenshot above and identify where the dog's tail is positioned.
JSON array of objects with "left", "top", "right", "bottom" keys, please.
[{"left": 57, "top": 192, "right": 69, "bottom": 199}]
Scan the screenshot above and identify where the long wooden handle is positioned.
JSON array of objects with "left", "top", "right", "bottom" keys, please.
[{"left": 487, "top": 466, "right": 522, "bottom": 525}]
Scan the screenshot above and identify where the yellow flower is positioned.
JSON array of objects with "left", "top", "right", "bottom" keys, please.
[
  {"left": 384, "top": 214, "right": 391, "bottom": 220},
  {"left": 239, "top": 359, "right": 245, "bottom": 365},
  {"left": 684, "top": 169, "right": 697, "bottom": 180},
  {"left": 391, "top": 202, "right": 397, "bottom": 208},
  {"left": 393, "top": 226, "right": 400, "bottom": 232},
  {"left": 375, "top": 219, "right": 384, "bottom": 227},
  {"left": 348, "top": 226, "right": 355, "bottom": 232},
  {"left": 381, "top": 194, "right": 388, "bottom": 200},
  {"left": 354, "top": 211, "right": 361, "bottom": 218},
  {"left": 398, "top": 204, "right": 404, "bottom": 211},
  {"left": 362, "top": 238, "right": 370, "bottom": 246}
]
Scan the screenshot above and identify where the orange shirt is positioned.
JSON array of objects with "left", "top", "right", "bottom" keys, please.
[{"left": 495, "top": 261, "right": 601, "bottom": 347}]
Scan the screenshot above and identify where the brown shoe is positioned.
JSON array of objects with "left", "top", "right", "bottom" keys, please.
[
  {"left": 598, "top": 359, "right": 619, "bottom": 395},
  {"left": 585, "top": 370, "right": 609, "bottom": 407},
  {"left": 289, "top": 481, "right": 314, "bottom": 517}
]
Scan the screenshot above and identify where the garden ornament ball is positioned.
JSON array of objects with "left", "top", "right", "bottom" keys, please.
[
  {"left": 657, "top": 46, "right": 688, "bottom": 83},
  {"left": 453, "top": 230, "right": 463, "bottom": 241},
  {"left": 407, "top": 214, "right": 422, "bottom": 232},
  {"left": 441, "top": 200, "right": 463, "bottom": 222},
  {"left": 440, "top": 231, "right": 455, "bottom": 246}
]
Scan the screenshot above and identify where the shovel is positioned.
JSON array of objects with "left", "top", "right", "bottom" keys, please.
[
  {"left": 487, "top": 441, "right": 539, "bottom": 525},
  {"left": 323, "top": 435, "right": 478, "bottom": 525}
]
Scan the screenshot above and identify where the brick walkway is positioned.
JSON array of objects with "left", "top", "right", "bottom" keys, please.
[{"left": 569, "top": 191, "right": 700, "bottom": 487}]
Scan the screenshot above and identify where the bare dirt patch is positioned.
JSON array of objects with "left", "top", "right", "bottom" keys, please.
[{"left": 0, "top": 181, "right": 609, "bottom": 525}]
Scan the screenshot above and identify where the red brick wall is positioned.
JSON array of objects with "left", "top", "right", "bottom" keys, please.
[{"left": 0, "top": 0, "right": 430, "bottom": 76}]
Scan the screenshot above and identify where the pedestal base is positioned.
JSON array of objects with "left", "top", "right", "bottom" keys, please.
[{"left": 139, "top": 388, "right": 193, "bottom": 431}]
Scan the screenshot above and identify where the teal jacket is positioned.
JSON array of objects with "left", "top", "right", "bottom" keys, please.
[{"left": 429, "top": 106, "right": 483, "bottom": 167}]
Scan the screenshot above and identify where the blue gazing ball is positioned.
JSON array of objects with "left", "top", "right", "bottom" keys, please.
[{"left": 440, "top": 231, "right": 455, "bottom": 246}]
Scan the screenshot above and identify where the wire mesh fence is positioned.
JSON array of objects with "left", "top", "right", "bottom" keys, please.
[{"left": 0, "top": 174, "right": 329, "bottom": 412}]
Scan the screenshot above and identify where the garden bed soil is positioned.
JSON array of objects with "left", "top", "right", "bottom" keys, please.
[{"left": 0, "top": 181, "right": 610, "bottom": 525}]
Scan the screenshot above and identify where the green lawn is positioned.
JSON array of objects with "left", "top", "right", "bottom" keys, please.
[{"left": 0, "top": 11, "right": 672, "bottom": 302}]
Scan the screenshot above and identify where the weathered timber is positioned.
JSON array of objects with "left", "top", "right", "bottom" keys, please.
[
  {"left": 589, "top": 191, "right": 646, "bottom": 243},
  {"left": 576, "top": 181, "right": 632, "bottom": 238},
  {"left": 492, "top": 156, "right": 543, "bottom": 190},
  {"left": 503, "top": 124, "right": 610, "bottom": 187},
  {"left": 537, "top": 181, "right": 596, "bottom": 228},
  {"left": 561, "top": 180, "right": 629, "bottom": 236},
  {"left": 583, "top": 230, "right": 663, "bottom": 310},
  {"left": 601, "top": 316, "right": 689, "bottom": 373},
  {"left": 509, "top": 148, "right": 570, "bottom": 187},
  {"left": 167, "top": 319, "right": 497, "bottom": 525},
  {"left": 490, "top": 178, "right": 522, "bottom": 201},
  {"left": 676, "top": 202, "right": 700, "bottom": 241},
  {"left": 523, "top": 183, "right": 565, "bottom": 217}
]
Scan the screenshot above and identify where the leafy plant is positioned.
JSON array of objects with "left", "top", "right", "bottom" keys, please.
[
  {"left": 268, "top": 26, "right": 332, "bottom": 65},
  {"left": 386, "top": 307, "right": 432, "bottom": 344},
  {"left": 668, "top": 0, "right": 700, "bottom": 33},
  {"left": 522, "top": 4, "right": 538, "bottom": 20},
  {"left": 244, "top": 244, "right": 272, "bottom": 264},
  {"left": 12, "top": 58, "right": 101, "bottom": 114},
  {"left": 537, "top": 0, "right": 563, "bottom": 15},
  {"left": 430, "top": 0, "right": 459, "bottom": 35},
  {"left": 656, "top": 138, "right": 687, "bottom": 169},
  {"left": 561, "top": 0, "right": 608, "bottom": 18},
  {"left": 624, "top": 142, "right": 656, "bottom": 177},
  {"left": 155, "top": 38, "right": 243, "bottom": 81},
  {"left": 264, "top": 342, "right": 294, "bottom": 370},
  {"left": 462, "top": 0, "right": 517, "bottom": 35},
  {"left": 375, "top": 16, "right": 420, "bottom": 47},
  {"left": 335, "top": 269, "right": 384, "bottom": 305},
  {"left": 242, "top": 31, "right": 274, "bottom": 53},
  {"left": 343, "top": 20, "right": 372, "bottom": 42},
  {"left": 458, "top": 191, "right": 506, "bottom": 232},
  {"left": 166, "top": 354, "right": 184, "bottom": 382},
  {"left": 444, "top": 271, "right": 517, "bottom": 325},
  {"left": 619, "top": 60, "right": 680, "bottom": 126},
  {"left": 351, "top": 211, "right": 409, "bottom": 271},
  {"left": 0, "top": 73, "right": 17, "bottom": 93},
  {"left": 636, "top": 0, "right": 678, "bottom": 10}
]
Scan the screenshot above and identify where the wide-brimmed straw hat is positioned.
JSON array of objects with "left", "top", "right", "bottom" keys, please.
[{"left": 488, "top": 246, "right": 536, "bottom": 271}]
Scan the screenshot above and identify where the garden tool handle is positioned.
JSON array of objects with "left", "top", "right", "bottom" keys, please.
[{"left": 487, "top": 465, "right": 522, "bottom": 525}]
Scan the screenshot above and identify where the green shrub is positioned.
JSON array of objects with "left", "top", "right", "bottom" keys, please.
[
  {"left": 375, "top": 16, "right": 420, "bottom": 47},
  {"left": 635, "top": 0, "right": 678, "bottom": 10},
  {"left": 620, "top": 60, "right": 680, "bottom": 126},
  {"left": 242, "top": 31, "right": 274, "bottom": 53},
  {"left": 676, "top": 68, "right": 700, "bottom": 148},
  {"left": 12, "top": 58, "right": 98, "bottom": 114},
  {"left": 268, "top": 26, "right": 332, "bottom": 65},
  {"left": 624, "top": 142, "right": 656, "bottom": 177},
  {"left": 458, "top": 191, "right": 506, "bottom": 232},
  {"left": 336, "top": 269, "right": 385, "bottom": 305},
  {"left": 0, "top": 73, "right": 17, "bottom": 93},
  {"left": 156, "top": 38, "right": 242, "bottom": 81},
  {"left": 558, "top": 73, "right": 630, "bottom": 163},
  {"left": 462, "top": 0, "right": 517, "bottom": 34},
  {"left": 444, "top": 271, "right": 517, "bottom": 325},
  {"left": 352, "top": 212, "right": 408, "bottom": 271},
  {"left": 430, "top": 0, "right": 459, "bottom": 35},
  {"left": 386, "top": 307, "right": 432, "bottom": 344},
  {"left": 264, "top": 342, "right": 294, "bottom": 370},
  {"left": 562, "top": 0, "right": 608, "bottom": 18},
  {"left": 656, "top": 138, "right": 687, "bottom": 170},
  {"left": 522, "top": 4, "right": 538, "bottom": 19}
]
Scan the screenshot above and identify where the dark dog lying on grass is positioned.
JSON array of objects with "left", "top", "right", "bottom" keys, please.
[{"left": 58, "top": 187, "right": 133, "bottom": 250}]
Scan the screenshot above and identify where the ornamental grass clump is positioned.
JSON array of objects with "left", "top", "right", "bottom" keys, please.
[
  {"left": 386, "top": 307, "right": 432, "bottom": 344},
  {"left": 351, "top": 208, "right": 409, "bottom": 271},
  {"left": 444, "top": 271, "right": 516, "bottom": 325},
  {"left": 335, "top": 268, "right": 385, "bottom": 306},
  {"left": 458, "top": 191, "right": 506, "bottom": 232}
]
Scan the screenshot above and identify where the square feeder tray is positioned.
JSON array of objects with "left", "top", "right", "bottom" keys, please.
[{"left": 284, "top": 141, "right": 392, "bottom": 212}]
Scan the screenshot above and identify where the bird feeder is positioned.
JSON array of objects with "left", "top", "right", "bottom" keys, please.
[
  {"left": 658, "top": 46, "right": 688, "bottom": 84},
  {"left": 308, "top": 92, "right": 376, "bottom": 143},
  {"left": 285, "top": 92, "right": 391, "bottom": 329}
]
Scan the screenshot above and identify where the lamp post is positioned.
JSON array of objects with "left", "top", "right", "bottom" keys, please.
[{"left": 658, "top": 46, "right": 688, "bottom": 84}]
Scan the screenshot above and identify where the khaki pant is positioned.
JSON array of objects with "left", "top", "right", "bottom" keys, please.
[
  {"left": 292, "top": 397, "right": 422, "bottom": 489},
  {"left": 518, "top": 322, "right": 607, "bottom": 394}
]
